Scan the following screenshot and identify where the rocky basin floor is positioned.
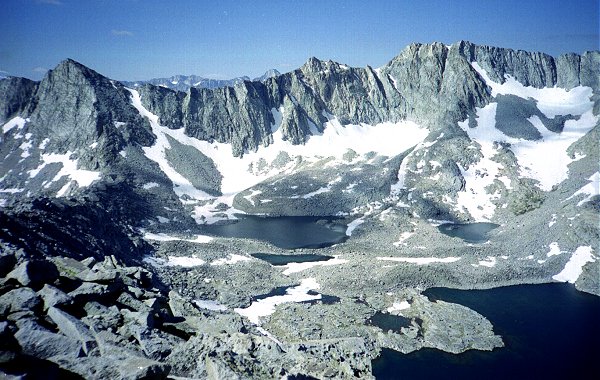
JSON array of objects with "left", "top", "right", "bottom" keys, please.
[
  {"left": 0, "top": 225, "right": 512, "bottom": 380},
  {"left": 1, "top": 181, "right": 598, "bottom": 380}
]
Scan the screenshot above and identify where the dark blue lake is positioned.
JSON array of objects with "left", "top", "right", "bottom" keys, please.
[
  {"left": 437, "top": 222, "right": 499, "bottom": 243},
  {"left": 372, "top": 283, "right": 600, "bottom": 379},
  {"left": 203, "top": 215, "right": 347, "bottom": 249}
]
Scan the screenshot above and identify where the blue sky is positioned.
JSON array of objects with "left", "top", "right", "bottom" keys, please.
[{"left": 1, "top": 0, "right": 598, "bottom": 81}]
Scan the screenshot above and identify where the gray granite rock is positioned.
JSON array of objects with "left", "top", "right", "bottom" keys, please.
[
  {"left": 6, "top": 260, "right": 59, "bottom": 290},
  {"left": 28, "top": 59, "right": 154, "bottom": 158},
  {"left": 47, "top": 306, "right": 98, "bottom": 355},
  {"left": 37, "top": 284, "right": 73, "bottom": 311},
  {"left": 0, "top": 288, "right": 42, "bottom": 315},
  {"left": 0, "top": 77, "right": 37, "bottom": 124},
  {"left": 14, "top": 320, "right": 83, "bottom": 360}
]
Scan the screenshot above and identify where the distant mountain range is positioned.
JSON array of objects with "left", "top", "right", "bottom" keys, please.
[{"left": 121, "top": 68, "right": 281, "bottom": 91}]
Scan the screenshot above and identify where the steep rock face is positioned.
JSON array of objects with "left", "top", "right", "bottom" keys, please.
[
  {"left": 182, "top": 82, "right": 275, "bottom": 155},
  {"left": 137, "top": 84, "right": 185, "bottom": 128},
  {"left": 580, "top": 51, "right": 600, "bottom": 114},
  {"left": 455, "top": 40, "right": 600, "bottom": 95},
  {"left": 555, "top": 53, "right": 581, "bottom": 89},
  {"left": 141, "top": 40, "right": 585, "bottom": 158},
  {"left": 268, "top": 68, "right": 329, "bottom": 137},
  {"left": 580, "top": 51, "right": 600, "bottom": 91},
  {"left": 456, "top": 40, "right": 557, "bottom": 88},
  {"left": 4, "top": 42, "right": 598, "bottom": 164},
  {"left": 291, "top": 58, "right": 392, "bottom": 125},
  {"left": 28, "top": 59, "right": 154, "bottom": 163},
  {"left": 0, "top": 77, "right": 38, "bottom": 123},
  {"left": 379, "top": 42, "right": 492, "bottom": 127}
]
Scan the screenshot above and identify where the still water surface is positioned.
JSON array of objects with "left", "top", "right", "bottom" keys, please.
[
  {"left": 437, "top": 222, "right": 499, "bottom": 243},
  {"left": 373, "top": 284, "right": 600, "bottom": 379},
  {"left": 204, "top": 215, "right": 347, "bottom": 249},
  {"left": 205, "top": 217, "right": 598, "bottom": 379}
]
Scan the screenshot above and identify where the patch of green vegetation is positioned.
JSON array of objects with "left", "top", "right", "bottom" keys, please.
[{"left": 508, "top": 183, "right": 545, "bottom": 215}]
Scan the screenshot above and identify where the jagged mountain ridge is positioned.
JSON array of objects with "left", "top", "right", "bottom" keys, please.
[
  {"left": 120, "top": 68, "right": 281, "bottom": 92},
  {"left": 1, "top": 40, "right": 598, "bottom": 157},
  {"left": 0, "top": 40, "right": 598, "bottom": 225}
]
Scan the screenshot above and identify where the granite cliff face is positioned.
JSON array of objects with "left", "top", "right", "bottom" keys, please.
[
  {"left": 2, "top": 41, "right": 598, "bottom": 160},
  {"left": 129, "top": 41, "right": 599, "bottom": 157},
  {"left": 0, "top": 41, "right": 599, "bottom": 379}
]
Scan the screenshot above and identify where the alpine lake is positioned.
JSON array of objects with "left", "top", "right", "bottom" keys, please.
[{"left": 203, "top": 217, "right": 599, "bottom": 379}]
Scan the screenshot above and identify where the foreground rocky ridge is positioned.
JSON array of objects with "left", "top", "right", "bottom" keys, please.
[
  {"left": 0, "top": 225, "right": 503, "bottom": 379},
  {"left": 1, "top": 40, "right": 599, "bottom": 378}
]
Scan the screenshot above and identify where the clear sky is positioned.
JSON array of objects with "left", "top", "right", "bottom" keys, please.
[{"left": 1, "top": 0, "right": 598, "bottom": 81}]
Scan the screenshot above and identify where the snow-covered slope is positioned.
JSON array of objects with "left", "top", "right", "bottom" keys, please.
[{"left": 450, "top": 62, "right": 597, "bottom": 220}]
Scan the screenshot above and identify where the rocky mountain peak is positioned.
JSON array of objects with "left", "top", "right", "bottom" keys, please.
[
  {"left": 47, "top": 58, "right": 106, "bottom": 86},
  {"left": 301, "top": 56, "right": 323, "bottom": 71},
  {"left": 253, "top": 69, "right": 281, "bottom": 82}
]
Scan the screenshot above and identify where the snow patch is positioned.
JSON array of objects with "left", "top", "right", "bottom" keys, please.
[
  {"left": 456, "top": 103, "right": 511, "bottom": 220},
  {"left": 468, "top": 62, "right": 597, "bottom": 192},
  {"left": 515, "top": 115, "right": 597, "bottom": 190},
  {"left": 243, "top": 189, "right": 263, "bottom": 206},
  {"left": 301, "top": 186, "right": 330, "bottom": 199},
  {"left": 390, "top": 134, "right": 441, "bottom": 195},
  {"left": 142, "top": 232, "right": 213, "bottom": 244},
  {"left": 0, "top": 188, "right": 24, "bottom": 194},
  {"left": 234, "top": 278, "right": 321, "bottom": 325},
  {"left": 38, "top": 138, "right": 50, "bottom": 150},
  {"left": 144, "top": 255, "right": 206, "bottom": 268},
  {"left": 393, "top": 231, "right": 415, "bottom": 247},
  {"left": 281, "top": 256, "right": 348, "bottom": 276},
  {"left": 143, "top": 182, "right": 159, "bottom": 190},
  {"left": 19, "top": 140, "right": 33, "bottom": 158},
  {"left": 546, "top": 242, "right": 563, "bottom": 257},
  {"left": 163, "top": 256, "right": 206, "bottom": 267},
  {"left": 33, "top": 152, "right": 101, "bottom": 196},
  {"left": 193, "top": 299, "right": 228, "bottom": 312},
  {"left": 478, "top": 256, "right": 497, "bottom": 267},
  {"left": 376, "top": 256, "right": 460, "bottom": 265},
  {"left": 2, "top": 117, "right": 27, "bottom": 134},
  {"left": 210, "top": 254, "right": 252, "bottom": 266},
  {"left": 346, "top": 217, "right": 364, "bottom": 236},
  {"left": 127, "top": 88, "right": 212, "bottom": 202},
  {"left": 552, "top": 246, "right": 596, "bottom": 283},
  {"left": 471, "top": 62, "right": 594, "bottom": 118},
  {"left": 387, "top": 301, "right": 411, "bottom": 313},
  {"left": 156, "top": 216, "right": 170, "bottom": 223}
]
